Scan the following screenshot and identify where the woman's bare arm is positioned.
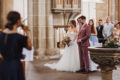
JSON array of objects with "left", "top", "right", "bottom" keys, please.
[
  {"left": 24, "top": 26, "right": 32, "bottom": 50},
  {"left": 91, "top": 26, "right": 98, "bottom": 36}
]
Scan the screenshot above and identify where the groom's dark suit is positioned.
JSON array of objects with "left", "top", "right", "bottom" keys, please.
[{"left": 77, "top": 24, "right": 91, "bottom": 72}]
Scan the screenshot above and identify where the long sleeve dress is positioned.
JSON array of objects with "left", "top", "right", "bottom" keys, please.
[{"left": 0, "top": 32, "right": 27, "bottom": 80}]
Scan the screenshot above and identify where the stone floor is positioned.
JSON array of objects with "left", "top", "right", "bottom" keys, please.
[{"left": 26, "top": 60, "right": 120, "bottom": 80}]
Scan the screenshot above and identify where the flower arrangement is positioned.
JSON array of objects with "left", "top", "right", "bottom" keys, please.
[
  {"left": 62, "top": 36, "right": 71, "bottom": 47},
  {"left": 104, "top": 38, "right": 120, "bottom": 48}
]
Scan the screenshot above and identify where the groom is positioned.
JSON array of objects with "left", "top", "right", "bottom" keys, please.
[{"left": 77, "top": 16, "right": 91, "bottom": 73}]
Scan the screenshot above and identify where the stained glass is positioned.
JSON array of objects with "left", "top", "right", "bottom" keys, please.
[{"left": 57, "top": 0, "right": 59, "bottom": 4}]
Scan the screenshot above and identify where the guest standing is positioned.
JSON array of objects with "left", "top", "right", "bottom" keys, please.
[
  {"left": 88, "top": 19, "right": 98, "bottom": 46},
  {"left": 0, "top": 11, "right": 32, "bottom": 80},
  {"left": 44, "top": 20, "right": 80, "bottom": 72},
  {"left": 102, "top": 17, "right": 114, "bottom": 40},
  {"left": 96, "top": 19, "right": 104, "bottom": 44},
  {"left": 77, "top": 16, "right": 91, "bottom": 73}
]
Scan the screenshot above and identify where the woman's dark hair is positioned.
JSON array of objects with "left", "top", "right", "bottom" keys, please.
[
  {"left": 70, "top": 20, "right": 76, "bottom": 27},
  {"left": 5, "top": 11, "right": 21, "bottom": 30},
  {"left": 79, "top": 16, "right": 86, "bottom": 20},
  {"left": 88, "top": 19, "right": 95, "bottom": 33},
  {"left": 99, "top": 19, "right": 102, "bottom": 21}
]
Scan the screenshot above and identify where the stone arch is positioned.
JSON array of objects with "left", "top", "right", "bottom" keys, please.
[{"left": 67, "top": 13, "right": 82, "bottom": 24}]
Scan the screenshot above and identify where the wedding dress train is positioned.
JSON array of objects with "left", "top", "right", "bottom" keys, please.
[{"left": 44, "top": 31, "right": 98, "bottom": 72}]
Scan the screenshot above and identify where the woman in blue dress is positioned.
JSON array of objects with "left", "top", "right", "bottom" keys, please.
[
  {"left": 0, "top": 11, "right": 32, "bottom": 80},
  {"left": 88, "top": 19, "right": 98, "bottom": 46}
]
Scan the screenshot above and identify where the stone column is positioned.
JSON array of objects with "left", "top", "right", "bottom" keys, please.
[
  {"left": 96, "top": 0, "right": 119, "bottom": 22},
  {"left": 37, "top": 0, "right": 47, "bottom": 59},
  {"left": 96, "top": 0, "right": 109, "bottom": 23},
  {"left": 45, "top": 0, "right": 59, "bottom": 56},
  {"left": 114, "top": 0, "right": 119, "bottom": 20},
  {"left": 118, "top": 0, "right": 120, "bottom": 21},
  {"left": 1, "top": 0, "right": 14, "bottom": 28},
  {"left": 27, "top": 0, "right": 60, "bottom": 60},
  {"left": 109, "top": 0, "right": 119, "bottom": 21},
  {"left": 27, "top": 0, "right": 40, "bottom": 59}
]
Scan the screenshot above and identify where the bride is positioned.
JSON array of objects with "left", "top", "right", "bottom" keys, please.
[
  {"left": 44, "top": 20, "right": 98, "bottom": 72},
  {"left": 45, "top": 20, "right": 80, "bottom": 72}
]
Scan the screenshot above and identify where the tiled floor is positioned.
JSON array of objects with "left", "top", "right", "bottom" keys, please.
[{"left": 26, "top": 60, "right": 120, "bottom": 80}]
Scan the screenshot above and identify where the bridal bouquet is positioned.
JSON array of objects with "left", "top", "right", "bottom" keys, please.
[{"left": 62, "top": 36, "right": 71, "bottom": 47}]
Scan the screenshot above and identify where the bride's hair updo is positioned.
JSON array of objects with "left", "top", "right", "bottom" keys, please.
[
  {"left": 70, "top": 20, "right": 76, "bottom": 28},
  {"left": 5, "top": 11, "right": 21, "bottom": 30}
]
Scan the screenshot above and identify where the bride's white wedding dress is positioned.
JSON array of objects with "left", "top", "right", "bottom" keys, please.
[
  {"left": 45, "top": 31, "right": 80, "bottom": 72},
  {"left": 44, "top": 31, "right": 98, "bottom": 72}
]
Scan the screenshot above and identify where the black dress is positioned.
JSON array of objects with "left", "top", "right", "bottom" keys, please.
[{"left": 0, "top": 32, "right": 27, "bottom": 80}]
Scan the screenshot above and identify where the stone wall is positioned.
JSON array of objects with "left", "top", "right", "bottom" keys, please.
[
  {"left": 96, "top": 0, "right": 120, "bottom": 24},
  {"left": 1, "top": 0, "right": 13, "bottom": 28},
  {"left": 1, "top": 0, "right": 120, "bottom": 60},
  {"left": 118, "top": 0, "right": 120, "bottom": 21},
  {"left": 96, "top": 0, "right": 109, "bottom": 23},
  {"left": 27, "top": 0, "right": 60, "bottom": 60}
]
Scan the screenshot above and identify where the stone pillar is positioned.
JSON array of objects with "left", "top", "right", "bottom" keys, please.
[
  {"left": 118, "top": 0, "right": 120, "bottom": 21},
  {"left": 108, "top": 0, "right": 119, "bottom": 21},
  {"left": 37, "top": 0, "right": 47, "bottom": 59},
  {"left": 27, "top": 0, "right": 60, "bottom": 59},
  {"left": 45, "top": 0, "right": 59, "bottom": 56},
  {"left": 1, "top": 0, "right": 14, "bottom": 28},
  {"left": 96, "top": 0, "right": 109, "bottom": 23},
  {"left": 81, "top": 1, "right": 97, "bottom": 24},
  {"left": 96, "top": 0, "right": 119, "bottom": 23},
  {"left": 38, "top": 0, "right": 59, "bottom": 58},
  {"left": 111, "top": 0, "right": 119, "bottom": 21},
  {"left": 114, "top": 0, "right": 119, "bottom": 20},
  {"left": 27, "top": 0, "right": 40, "bottom": 59}
]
